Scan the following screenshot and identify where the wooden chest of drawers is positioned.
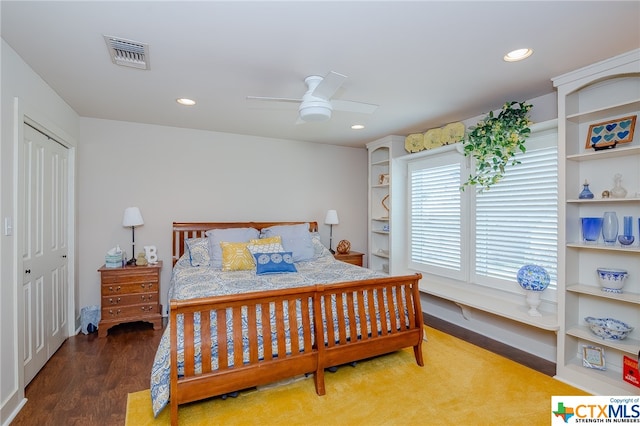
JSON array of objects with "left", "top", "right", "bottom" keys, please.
[{"left": 97, "top": 261, "right": 163, "bottom": 337}]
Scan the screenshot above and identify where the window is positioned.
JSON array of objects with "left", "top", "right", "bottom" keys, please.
[
  {"left": 408, "top": 153, "right": 467, "bottom": 281},
  {"left": 408, "top": 128, "right": 558, "bottom": 293}
]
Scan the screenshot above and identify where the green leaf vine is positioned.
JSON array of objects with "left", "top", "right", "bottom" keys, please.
[{"left": 461, "top": 101, "right": 533, "bottom": 192}]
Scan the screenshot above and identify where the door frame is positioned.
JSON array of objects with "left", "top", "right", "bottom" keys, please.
[{"left": 13, "top": 97, "right": 77, "bottom": 386}]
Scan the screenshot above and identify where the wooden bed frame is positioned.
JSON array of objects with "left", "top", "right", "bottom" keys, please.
[{"left": 169, "top": 221, "right": 424, "bottom": 425}]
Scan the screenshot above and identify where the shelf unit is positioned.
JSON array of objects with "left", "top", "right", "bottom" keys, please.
[
  {"left": 366, "top": 135, "right": 405, "bottom": 274},
  {"left": 553, "top": 49, "right": 640, "bottom": 395}
]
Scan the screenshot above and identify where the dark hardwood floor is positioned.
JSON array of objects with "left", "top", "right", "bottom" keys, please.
[
  {"left": 11, "top": 321, "right": 163, "bottom": 426},
  {"left": 10, "top": 315, "right": 554, "bottom": 425}
]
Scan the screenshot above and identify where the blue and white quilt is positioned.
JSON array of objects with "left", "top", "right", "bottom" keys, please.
[{"left": 150, "top": 247, "right": 384, "bottom": 416}]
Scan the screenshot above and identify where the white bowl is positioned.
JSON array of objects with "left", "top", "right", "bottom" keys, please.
[
  {"left": 585, "top": 316, "right": 633, "bottom": 340},
  {"left": 596, "top": 268, "right": 628, "bottom": 293}
]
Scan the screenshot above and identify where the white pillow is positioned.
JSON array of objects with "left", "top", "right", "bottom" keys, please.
[{"left": 261, "top": 223, "right": 314, "bottom": 262}]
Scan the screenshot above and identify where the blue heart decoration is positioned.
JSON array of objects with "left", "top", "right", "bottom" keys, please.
[
  {"left": 593, "top": 126, "right": 604, "bottom": 134},
  {"left": 606, "top": 123, "right": 617, "bottom": 132},
  {"left": 619, "top": 120, "right": 632, "bottom": 129},
  {"left": 604, "top": 134, "right": 615, "bottom": 141},
  {"left": 617, "top": 130, "right": 629, "bottom": 139},
  {"left": 591, "top": 135, "right": 602, "bottom": 144}
]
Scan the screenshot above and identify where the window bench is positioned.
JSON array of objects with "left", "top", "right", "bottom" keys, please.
[{"left": 420, "top": 280, "right": 559, "bottom": 332}]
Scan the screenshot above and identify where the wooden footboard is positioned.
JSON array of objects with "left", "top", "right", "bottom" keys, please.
[
  {"left": 318, "top": 273, "right": 424, "bottom": 369},
  {"left": 169, "top": 286, "right": 323, "bottom": 426},
  {"left": 169, "top": 273, "right": 422, "bottom": 425}
]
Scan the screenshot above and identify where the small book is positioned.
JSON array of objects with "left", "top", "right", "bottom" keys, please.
[{"left": 623, "top": 355, "right": 639, "bottom": 388}]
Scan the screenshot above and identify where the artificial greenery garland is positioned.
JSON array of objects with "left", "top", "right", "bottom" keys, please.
[{"left": 461, "top": 101, "right": 532, "bottom": 192}]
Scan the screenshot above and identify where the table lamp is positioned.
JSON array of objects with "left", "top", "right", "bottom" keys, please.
[
  {"left": 122, "top": 207, "right": 144, "bottom": 265},
  {"left": 324, "top": 209, "right": 339, "bottom": 254}
]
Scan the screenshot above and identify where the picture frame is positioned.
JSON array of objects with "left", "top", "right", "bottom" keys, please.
[
  {"left": 378, "top": 173, "right": 390, "bottom": 185},
  {"left": 582, "top": 345, "right": 606, "bottom": 370},
  {"left": 585, "top": 115, "right": 636, "bottom": 150}
]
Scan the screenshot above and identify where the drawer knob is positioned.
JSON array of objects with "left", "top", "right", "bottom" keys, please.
[
  {"left": 109, "top": 297, "right": 121, "bottom": 304},
  {"left": 108, "top": 286, "right": 122, "bottom": 292},
  {"left": 141, "top": 306, "right": 154, "bottom": 312},
  {"left": 141, "top": 295, "right": 153, "bottom": 301},
  {"left": 108, "top": 309, "right": 121, "bottom": 316}
]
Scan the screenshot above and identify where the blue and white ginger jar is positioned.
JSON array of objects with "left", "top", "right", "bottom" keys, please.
[{"left": 517, "top": 265, "right": 550, "bottom": 292}]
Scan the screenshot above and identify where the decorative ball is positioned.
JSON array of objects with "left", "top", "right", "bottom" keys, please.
[
  {"left": 336, "top": 240, "right": 351, "bottom": 254},
  {"left": 516, "top": 265, "right": 550, "bottom": 292}
]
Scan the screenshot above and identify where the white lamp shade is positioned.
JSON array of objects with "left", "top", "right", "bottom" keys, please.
[
  {"left": 324, "top": 210, "right": 339, "bottom": 225},
  {"left": 122, "top": 207, "right": 144, "bottom": 227}
]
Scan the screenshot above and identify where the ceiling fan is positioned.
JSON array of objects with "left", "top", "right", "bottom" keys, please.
[{"left": 247, "top": 71, "right": 378, "bottom": 123}]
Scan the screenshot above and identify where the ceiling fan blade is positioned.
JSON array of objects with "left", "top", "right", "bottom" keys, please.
[
  {"left": 246, "top": 96, "right": 302, "bottom": 103},
  {"left": 312, "top": 71, "right": 347, "bottom": 99},
  {"left": 331, "top": 99, "right": 378, "bottom": 114}
]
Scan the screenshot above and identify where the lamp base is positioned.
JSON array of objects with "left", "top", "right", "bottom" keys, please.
[
  {"left": 329, "top": 248, "right": 335, "bottom": 254},
  {"left": 126, "top": 258, "right": 136, "bottom": 266}
]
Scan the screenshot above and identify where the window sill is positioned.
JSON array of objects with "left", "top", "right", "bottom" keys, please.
[{"left": 420, "top": 279, "right": 559, "bottom": 331}]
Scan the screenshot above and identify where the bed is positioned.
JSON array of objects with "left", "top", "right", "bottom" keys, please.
[{"left": 150, "top": 221, "right": 424, "bottom": 425}]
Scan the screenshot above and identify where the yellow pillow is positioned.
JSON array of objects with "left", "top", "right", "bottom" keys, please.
[{"left": 220, "top": 241, "right": 254, "bottom": 271}]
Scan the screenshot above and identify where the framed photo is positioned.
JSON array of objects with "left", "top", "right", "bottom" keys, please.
[
  {"left": 582, "top": 345, "right": 606, "bottom": 370},
  {"left": 378, "top": 173, "right": 390, "bottom": 185},
  {"left": 585, "top": 115, "right": 636, "bottom": 150}
]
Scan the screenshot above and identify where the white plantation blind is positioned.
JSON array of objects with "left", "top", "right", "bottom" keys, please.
[
  {"left": 475, "top": 145, "right": 558, "bottom": 289},
  {"left": 409, "top": 154, "right": 464, "bottom": 279},
  {"left": 407, "top": 127, "right": 558, "bottom": 293}
]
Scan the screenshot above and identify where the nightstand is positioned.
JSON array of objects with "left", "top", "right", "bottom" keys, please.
[
  {"left": 333, "top": 251, "right": 364, "bottom": 267},
  {"left": 97, "top": 261, "right": 163, "bottom": 337}
]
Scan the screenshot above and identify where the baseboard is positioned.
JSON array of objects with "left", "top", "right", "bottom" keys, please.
[
  {"left": 423, "top": 313, "right": 556, "bottom": 377},
  {"left": 1, "top": 397, "right": 27, "bottom": 426}
]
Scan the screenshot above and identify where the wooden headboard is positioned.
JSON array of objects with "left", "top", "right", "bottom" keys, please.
[{"left": 172, "top": 221, "right": 319, "bottom": 265}]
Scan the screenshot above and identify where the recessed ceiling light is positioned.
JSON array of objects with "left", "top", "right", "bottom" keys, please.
[
  {"left": 351, "top": 124, "right": 365, "bottom": 130},
  {"left": 176, "top": 98, "right": 196, "bottom": 106},
  {"left": 504, "top": 48, "right": 533, "bottom": 62}
]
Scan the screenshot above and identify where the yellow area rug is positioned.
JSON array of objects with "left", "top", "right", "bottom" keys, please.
[{"left": 126, "top": 326, "right": 588, "bottom": 425}]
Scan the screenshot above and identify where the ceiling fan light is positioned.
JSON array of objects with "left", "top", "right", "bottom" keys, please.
[{"left": 299, "top": 105, "right": 332, "bottom": 122}]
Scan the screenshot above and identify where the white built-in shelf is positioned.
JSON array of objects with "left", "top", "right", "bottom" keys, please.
[
  {"left": 566, "top": 284, "right": 640, "bottom": 305},
  {"left": 372, "top": 217, "right": 389, "bottom": 221},
  {"left": 371, "top": 230, "right": 389, "bottom": 235},
  {"left": 559, "top": 359, "right": 640, "bottom": 395},
  {"left": 373, "top": 251, "right": 389, "bottom": 259},
  {"left": 566, "top": 99, "right": 640, "bottom": 123},
  {"left": 566, "top": 145, "right": 640, "bottom": 161},
  {"left": 566, "top": 242, "right": 640, "bottom": 253},
  {"left": 566, "top": 326, "right": 640, "bottom": 355},
  {"left": 567, "top": 197, "right": 640, "bottom": 203}
]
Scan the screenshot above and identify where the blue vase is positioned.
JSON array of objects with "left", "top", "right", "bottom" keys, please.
[
  {"left": 579, "top": 181, "right": 594, "bottom": 199},
  {"left": 618, "top": 216, "right": 635, "bottom": 245},
  {"left": 581, "top": 217, "right": 603, "bottom": 243}
]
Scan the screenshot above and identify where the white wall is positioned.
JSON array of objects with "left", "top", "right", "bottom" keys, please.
[
  {"left": 77, "top": 118, "right": 368, "bottom": 314},
  {"left": 1, "top": 39, "right": 80, "bottom": 425}
]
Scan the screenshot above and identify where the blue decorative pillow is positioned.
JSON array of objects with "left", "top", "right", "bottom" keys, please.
[
  {"left": 185, "top": 237, "right": 210, "bottom": 266},
  {"left": 253, "top": 252, "right": 297, "bottom": 275},
  {"left": 261, "top": 223, "right": 314, "bottom": 262}
]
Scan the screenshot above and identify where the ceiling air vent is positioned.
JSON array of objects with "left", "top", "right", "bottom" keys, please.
[{"left": 103, "top": 35, "right": 150, "bottom": 70}]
